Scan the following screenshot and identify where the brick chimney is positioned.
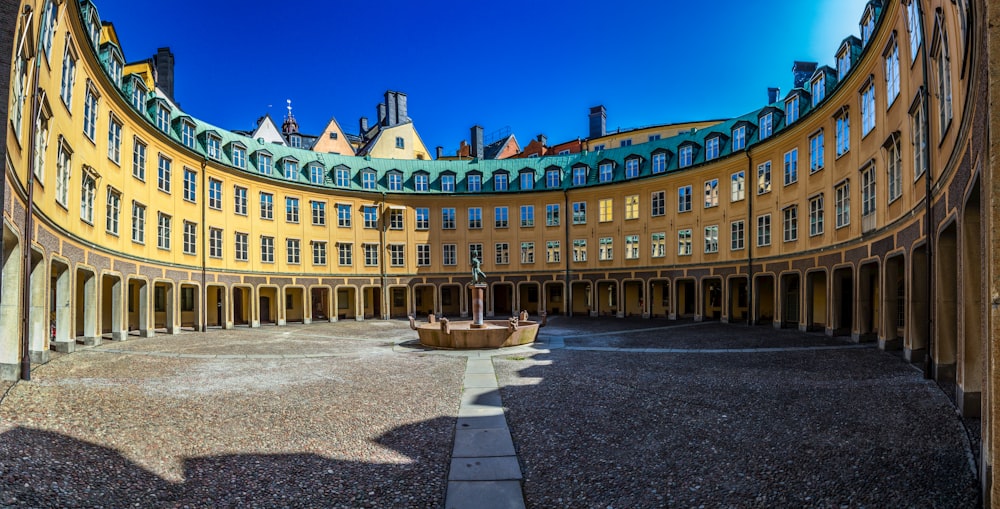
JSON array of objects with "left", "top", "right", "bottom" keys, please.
[
  {"left": 767, "top": 87, "right": 781, "bottom": 104},
  {"left": 377, "top": 103, "right": 386, "bottom": 126},
  {"left": 395, "top": 92, "right": 408, "bottom": 123},
  {"left": 385, "top": 91, "right": 397, "bottom": 127},
  {"left": 471, "top": 125, "right": 484, "bottom": 160},
  {"left": 589, "top": 105, "right": 606, "bottom": 139},
  {"left": 359, "top": 116, "right": 369, "bottom": 135},
  {"left": 153, "top": 47, "right": 175, "bottom": 101},
  {"left": 792, "top": 61, "right": 818, "bottom": 89},
  {"left": 537, "top": 134, "right": 547, "bottom": 146},
  {"left": 436, "top": 146, "right": 443, "bottom": 159}
]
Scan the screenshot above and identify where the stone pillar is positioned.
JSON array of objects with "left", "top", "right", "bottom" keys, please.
[{"left": 471, "top": 284, "right": 486, "bottom": 328}]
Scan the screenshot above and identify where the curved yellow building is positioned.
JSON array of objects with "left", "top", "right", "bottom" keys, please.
[{"left": 2, "top": 0, "right": 998, "bottom": 501}]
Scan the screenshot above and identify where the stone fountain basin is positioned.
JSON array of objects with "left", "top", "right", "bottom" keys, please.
[{"left": 416, "top": 320, "right": 539, "bottom": 349}]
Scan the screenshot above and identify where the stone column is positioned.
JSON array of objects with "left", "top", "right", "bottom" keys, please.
[{"left": 471, "top": 284, "right": 486, "bottom": 328}]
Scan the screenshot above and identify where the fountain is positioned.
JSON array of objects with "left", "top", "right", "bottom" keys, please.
[{"left": 410, "top": 258, "right": 542, "bottom": 349}]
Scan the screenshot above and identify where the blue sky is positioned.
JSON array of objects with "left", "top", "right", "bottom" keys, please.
[{"left": 95, "top": 0, "right": 869, "bottom": 154}]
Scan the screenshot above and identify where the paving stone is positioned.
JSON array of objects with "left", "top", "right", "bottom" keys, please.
[
  {"left": 448, "top": 456, "right": 522, "bottom": 481},
  {"left": 453, "top": 428, "right": 516, "bottom": 458},
  {"left": 463, "top": 373, "right": 498, "bottom": 388},
  {"left": 461, "top": 387, "right": 503, "bottom": 407},
  {"left": 458, "top": 405, "right": 505, "bottom": 418},
  {"left": 457, "top": 413, "right": 509, "bottom": 430},
  {"left": 445, "top": 481, "right": 525, "bottom": 509},
  {"left": 465, "top": 359, "right": 495, "bottom": 374}
]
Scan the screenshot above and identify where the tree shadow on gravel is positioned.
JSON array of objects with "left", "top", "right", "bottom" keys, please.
[{"left": 0, "top": 417, "right": 454, "bottom": 508}]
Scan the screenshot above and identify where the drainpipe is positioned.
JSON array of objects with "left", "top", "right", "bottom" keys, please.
[
  {"left": 200, "top": 159, "right": 207, "bottom": 332},
  {"left": 913, "top": 1, "right": 934, "bottom": 380},
  {"left": 380, "top": 191, "right": 387, "bottom": 320},
  {"left": 19, "top": 5, "right": 42, "bottom": 381},
  {"left": 745, "top": 144, "right": 754, "bottom": 327},
  {"left": 563, "top": 188, "right": 570, "bottom": 316}
]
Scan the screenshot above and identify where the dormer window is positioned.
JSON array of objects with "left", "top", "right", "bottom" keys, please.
[
  {"left": 86, "top": 6, "right": 100, "bottom": 49},
  {"left": 679, "top": 145, "right": 694, "bottom": 168},
  {"left": 546, "top": 168, "right": 561, "bottom": 188},
  {"left": 732, "top": 126, "right": 746, "bottom": 151},
  {"left": 759, "top": 113, "right": 773, "bottom": 139},
  {"left": 107, "top": 49, "right": 123, "bottom": 86},
  {"left": 861, "top": 9, "right": 876, "bottom": 46},
  {"left": 837, "top": 46, "right": 852, "bottom": 79},
  {"left": 810, "top": 76, "right": 826, "bottom": 106},
  {"left": 156, "top": 104, "right": 170, "bottom": 133},
  {"left": 206, "top": 134, "right": 221, "bottom": 160},
  {"left": 362, "top": 170, "right": 377, "bottom": 190},
  {"left": 40, "top": 1, "right": 58, "bottom": 61},
  {"left": 467, "top": 173, "right": 482, "bottom": 192},
  {"left": 283, "top": 158, "right": 299, "bottom": 180},
  {"left": 414, "top": 173, "right": 429, "bottom": 191},
  {"left": 257, "top": 153, "right": 273, "bottom": 175},
  {"left": 442, "top": 174, "right": 456, "bottom": 192},
  {"left": 652, "top": 152, "right": 668, "bottom": 173},
  {"left": 519, "top": 171, "right": 534, "bottom": 190},
  {"left": 625, "top": 158, "right": 640, "bottom": 179},
  {"left": 309, "top": 163, "right": 324, "bottom": 184},
  {"left": 181, "top": 120, "right": 196, "bottom": 149},
  {"left": 785, "top": 97, "right": 800, "bottom": 123},
  {"left": 130, "top": 77, "right": 146, "bottom": 111},
  {"left": 289, "top": 135, "right": 301, "bottom": 148},
  {"left": 231, "top": 144, "right": 247, "bottom": 169},
  {"left": 599, "top": 162, "right": 614, "bottom": 183},
  {"left": 494, "top": 173, "right": 509, "bottom": 191},
  {"left": 388, "top": 171, "right": 403, "bottom": 191},
  {"left": 572, "top": 165, "right": 588, "bottom": 185},
  {"left": 706, "top": 137, "right": 720, "bottom": 160},
  {"left": 335, "top": 166, "right": 350, "bottom": 187}
]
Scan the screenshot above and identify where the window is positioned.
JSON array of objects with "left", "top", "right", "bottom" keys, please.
[
  {"left": 468, "top": 174, "right": 482, "bottom": 192},
  {"left": 572, "top": 239, "right": 587, "bottom": 262},
  {"left": 108, "top": 116, "right": 122, "bottom": 164},
  {"left": 652, "top": 153, "right": 667, "bottom": 174},
  {"left": 759, "top": 113, "right": 773, "bottom": 139},
  {"left": 679, "top": 146, "right": 693, "bottom": 168},
  {"left": 861, "top": 164, "right": 877, "bottom": 218},
  {"left": 106, "top": 188, "right": 120, "bottom": 235},
  {"left": 11, "top": 28, "right": 27, "bottom": 137},
  {"left": 625, "top": 195, "right": 639, "bottom": 219},
  {"left": 520, "top": 205, "right": 535, "bottom": 227},
  {"left": 706, "top": 137, "right": 720, "bottom": 160},
  {"left": 678, "top": 185, "right": 692, "bottom": 212},
  {"left": 599, "top": 163, "right": 613, "bottom": 183},
  {"left": 286, "top": 197, "right": 300, "bottom": 223},
  {"left": 494, "top": 173, "right": 508, "bottom": 191},
  {"left": 495, "top": 243, "right": 510, "bottom": 264},
  {"left": 731, "top": 171, "right": 745, "bottom": 202},
  {"left": 395, "top": 136, "right": 405, "bottom": 149},
  {"left": 209, "top": 228, "right": 222, "bottom": 258},
  {"left": 311, "top": 201, "right": 326, "bottom": 225},
  {"left": 336, "top": 203, "right": 351, "bottom": 227},
  {"left": 599, "top": 237, "right": 613, "bottom": 260},
  {"left": 907, "top": 0, "right": 923, "bottom": 61},
  {"left": 786, "top": 97, "right": 799, "bottom": 123},
  {"left": 362, "top": 171, "right": 376, "bottom": 190},
  {"left": 887, "top": 137, "right": 902, "bottom": 203},
  {"left": 131, "top": 202, "right": 145, "bottom": 244},
  {"left": 468, "top": 207, "right": 483, "bottom": 229},
  {"left": 886, "top": 41, "right": 900, "bottom": 105},
  {"left": 290, "top": 135, "right": 301, "bottom": 148},
  {"left": 56, "top": 141, "right": 71, "bottom": 207},
  {"left": 731, "top": 221, "right": 745, "bottom": 250},
  {"left": 180, "top": 121, "right": 196, "bottom": 149},
  {"left": 203, "top": 179, "right": 220, "bottom": 211},
  {"left": 783, "top": 149, "right": 798, "bottom": 185},
  {"left": 285, "top": 239, "right": 302, "bottom": 265},
  {"left": 861, "top": 82, "right": 876, "bottom": 136},
  {"left": 546, "top": 169, "right": 560, "bottom": 188},
  {"left": 495, "top": 206, "right": 508, "bottom": 228},
  {"left": 157, "top": 213, "right": 171, "bottom": 250},
  {"left": 677, "top": 230, "right": 692, "bottom": 256},
  {"left": 235, "top": 233, "right": 248, "bottom": 261},
  {"left": 519, "top": 172, "right": 533, "bottom": 190},
  {"left": 599, "top": 199, "right": 613, "bottom": 222},
  {"left": 572, "top": 202, "right": 586, "bottom": 224},
  {"left": 625, "top": 159, "right": 639, "bottom": 179},
  {"left": 443, "top": 244, "right": 457, "bottom": 266},
  {"left": 836, "top": 111, "right": 850, "bottom": 156},
  {"left": 80, "top": 171, "right": 95, "bottom": 223},
  {"left": 359, "top": 205, "right": 376, "bottom": 228},
  {"left": 732, "top": 126, "right": 746, "bottom": 151},
  {"left": 651, "top": 233, "right": 666, "bottom": 258},
  {"left": 364, "top": 244, "right": 379, "bottom": 266},
  {"left": 414, "top": 174, "right": 428, "bottom": 191},
  {"left": 261, "top": 236, "right": 274, "bottom": 263},
  {"left": 469, "top": 244, "right": 483, "bottom": 264},
  {"left": 757, "top": 215, "right": 771, "bottom": 246},
  {"left": 156, "top": 104, "right": 170, "bottom": 133},
  {"left": 315, "top": 242, "right": 329, "bottom": 265},
  {"left": 157, "top": 155, "right": 171, "bottom": 193},
  {"left": 389, "top": 209, "right": 404, "bottom": 230},
  {"left": 130, "top": 81, "right": 146, "bottom": 111},
  {"left": 757, "top": 162, "right": 771, "bottom": 194},
  {"left": 811, "top": 76, "right": 826, "bottom": 106},
  {"left": 704, "top": 180, "right": 719, "bottom": 208},
  {"left": 335, "top": 167, "right": 350, "bottom": 187},
  {"left": 331, "top": 242, "right": 347, "bottom": 266},
  {"left": 861, "top": 10, "right": 875, "bottom": 46},
  {"left": 704, "top": 226, "right": 719, "bottom": 253},
  {"left": 934, "top": 20, "right": 953, "bottom": 136},
  {"left": 572, "top": 166, "right": 587, "bottom": 186},
  {"left": 83, "top": 88, "right": 98, "bottom": 140},
  {"left": 648, "top": 134, "right": 661, "bottom": 142},
  {"left": 546, "top": 204, "right": 560, "bottom": 226},
  {"left": 809, "top": 131, "right": 825, "bottom": 172},
  {"left": 911, "top": 100, "right": 929, "bottom": 179},
  {"left": 620, "top": 139, "right": 632, "bottom": 147},
  {"left": 593, "top": 144, "right": 605, "bottom": 151},
  {"left": 388, "top": 172, "right": 402, "bottom": 191},
  {"left": 442, "top": 207, "right": 456, "bottom": 229},
  {"left": 417, "top": 244, "right": 431, "bottom": 266},
  {"left": 520, "top": 242, "right": 535, "bottom": 264},
  {"left": 232, "top": 145, "right": 246, "bottom": 169},
  {"left": 178, "top": 168, "right": 196, "bottom": 203},
  {"left": 415, "top": 207, "right": 429, "bottom": 230},
  {"left": 259, "top": 192, "right": 274, "bottom": 220},
  {"left": 783, "top": 206, "right": 798, "bottom": 242},
  {"left": 625, "top": 235, "right": 640, "bottom": 259},
  {"left": 258, "top": 154, "right": 273, "bottom": 175},
  {"left": 184, "top": 222, "right": 198, "bottom": 255},
  {"left": 282, "top": 160, "right": 298, "bottom": 180},
  {"left": 132, "top": 138, "right": 147, "bottom": 180},
  {"left": 206, "top": 135, "right": 221, "bottom": 160},
  {"left": 60, "top": 41, "right": 77, "bottom": 107},
  {"left": 835, "top": 182, "right": 851, "bottom": 228},
  {"left": 40, "top": 1, "right": 58, "bottom": 60},
  {"left": 546, "top": 241, "right": 560, "bottom": 263},
  {"left": 809, "top": 195, "right": 824, "bottom": 236},
  {"left": 651, "top": 191, "right": 665, "bottom": 217},
  {"left": 234, "top": 186, "right": 248, "bottom": 215},
  {"left": 837, "top": 47, "right": 852, "bottom": 79}
]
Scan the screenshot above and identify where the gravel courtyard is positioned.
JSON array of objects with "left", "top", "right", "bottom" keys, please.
[{"left": 0, "top": 318, "right": 981, "bottom": 508}]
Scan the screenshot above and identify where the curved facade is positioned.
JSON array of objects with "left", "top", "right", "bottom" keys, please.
[{"left": 2, "top": 0, "right": 997, "bottom": 501}]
